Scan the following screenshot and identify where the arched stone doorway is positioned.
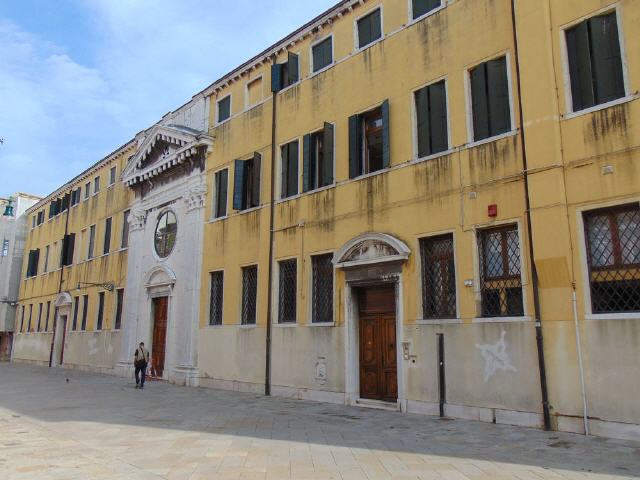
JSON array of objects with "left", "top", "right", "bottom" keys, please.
[{"left": 334, "top": 233, "right": 410, "bottom": 410}]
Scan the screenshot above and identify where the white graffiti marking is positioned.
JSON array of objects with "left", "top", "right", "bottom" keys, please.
[{"left": 476, "top": 331, "right": 516, "bottom": 382}]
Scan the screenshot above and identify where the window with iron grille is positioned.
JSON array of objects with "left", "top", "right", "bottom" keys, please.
[
  {"left": 241, "top": 265, "right": 257, "bottom": 325},
  {"left": 278, "top": 259, "right": 297, "bottom": 324},
  {"left": 420, "top": 234, "right": 456, "bottom": 319},
  {"left": 115, "top": 289, "right": 124, "bottom": 330},
  {"left": 96, "top": 292, "right": 105, "bottom": 330},
  {"left": 37, "top": 303, "right": 43, "bottom": 332},
  {"left": 209, "top": 271, "right": 224, "bottom": 326},
  {"left": 312, "top": 254, "right": 333, "bottom": 323},
  {"left": 81, "top": 295, "right": 89, "bottom": 331},
  {"left": 584, "top": 204, "right": 640, "bottom": 314},
  {"left": 27, "top": 304, "right": 32, "bottom": 332},
  {"left": 478, "top": 225, "right": 523, "bottom": 317},
  {"left": 45, "top": 301, "right": 51, "bottom": 332},
  {"left": 72, "top": 296, "right": 79, "bottom": 331}
]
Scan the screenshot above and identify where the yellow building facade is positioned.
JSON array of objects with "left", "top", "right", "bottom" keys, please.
[{"left": 13, "top": 0, "right": 640, "bottom": 440}]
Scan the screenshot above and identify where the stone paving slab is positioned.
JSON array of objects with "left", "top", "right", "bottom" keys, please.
[{"left": 0, "top": 363, "right": 639, "bottom": 480}]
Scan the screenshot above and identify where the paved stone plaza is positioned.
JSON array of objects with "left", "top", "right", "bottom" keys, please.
[{"left": 0, "top": 364, "right": 639, "bottom": 480}]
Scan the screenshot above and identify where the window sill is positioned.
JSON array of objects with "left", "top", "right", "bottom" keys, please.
[
  {"left": 235, "top": 205, "right": 262, "bottom": 216},
  {"left": 274, "top": 322, "right": 297, "bottom": 328},
  {"left": 307, "top": 322, "right": 335, "bottom": 327},
  {"left": 472, "top": 316, "right": 532, "bottom": 324},
  {"left": 409, "top": 4, "right": 447, "bottom": 26},
  {"left": 585, "top": 313, "right": 640, "bottom": 321},
  {"left": 207, "top": 215, "right": 229, "bottom": 224},
  {"left": 466, "top": 129, "right": 518, "bottom": 149},
  {"left": 309, "top": 63, "right": 335, "bottom": 80},
  {"left": 350, "top": 167, "right": 391, "bottom": 183},
  {"left": 562, "top": 94, "right": 639, "bottom": 121},
  {"left": 215, "top": 118, "right": 231, "bottom": 127},
  {"left": 277, "top": 81, "right": 300, "bottom": 96},
  {"left": 416, "top": 318, "right": 462, "bottom": 325},
  {"left": 243, "top": 97, "right": 270, "bottom": 114},
  {"left": 238, "top": 324, "right": 257, "bottom": 329},
  {"left": 276, "top": 194, "right": 301, "bottom": 205},
  {"left": 204, "top": 323, "right": 225, "bottom": 329},
  {"left": 303, "top": 183, "right": 337, "bottom": 196},
  {"left": 354, "top": 36, "right": 385, "bottom": 55},
  {"left": 409, "top": 148, "right": 455, "bottom": 166}
]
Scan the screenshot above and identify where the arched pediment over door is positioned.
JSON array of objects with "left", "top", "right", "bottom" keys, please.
[
  {"left": 333, "top": 233, "right": 410, "bottom": 269},
  {"left": 144, "top": 265, "right": 177, "bottom": 297}
]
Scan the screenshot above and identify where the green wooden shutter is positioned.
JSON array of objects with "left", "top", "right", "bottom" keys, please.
[
  {"left": 271, "top": 64, "right": 283, "bottom": 93},
  {"left": 280, "top": 144, "right": 289, "bottom": 198},
  {"left": 589, "top": 13, "right": 625, "bottom": 105},
  {"left": 412, "top": 0, "right": 441, "bottom": 19},
  {"left": 470, "top": 63, "right": 490, "bottom": 141},
  {"left": 382, "top": 99, "right": 390, "bottom": 169},
  {"left": 251, "top": 152, "right": 261, "bottom": 208},
  {"left": 288, "top": 142, "right": 299, "bottom": 197},
  {"left": 371, "top": 9, "right": 382, "bottom": 43},
  {"left": 288, "top": 52, "right": 299, "bottom": 85},
  {"left": 566, "top": 22, "right": 594, "bottom": 111},
  {"left": 322, "top": 122, "right": 334, "bottom": 186},
  {"left": 349, "top": 114, "right": 362, "bottom": 179},
  {"left": 219, "top": 169, "right": 228, "bottom": 217},
  {"left": 429, "top": 80, "right": 449, "bottom": 154},
  {"left": 303, "top": 134, "right": 312, "bottom": 192},
  {"left": 67, "top": 234, "right": 75, "bottom": 266},
  {"left": 487, "top": 57, "right": 511, "bottom": 137},
  {"left": 233, "top": 159, "right": 246, "bottom": 210},
  {"left": 415, "top": 87, "right": 430, "bottom": 157}
]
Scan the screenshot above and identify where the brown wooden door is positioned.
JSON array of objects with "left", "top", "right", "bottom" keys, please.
[
  {"left": 151, "top": 297, "right": 168, "bottom": 378},
  {"left": 358, "top": 286, "right": 397, "bottom": 403}
]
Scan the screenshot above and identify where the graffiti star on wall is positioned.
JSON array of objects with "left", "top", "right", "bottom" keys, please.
[{"left": 476, "top": 331, "right": 517, "bottom": 382}]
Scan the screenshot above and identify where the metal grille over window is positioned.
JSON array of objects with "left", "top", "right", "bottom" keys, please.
[
  {"left": 209, "top": 271, "right": 224, "bottom": 326},
  {"left": 478, "top": 225, "right": 523, "bottom": 317},
  {"left": 278, "top": 260, "right": 297, "bottom": 324},
  {"left": 420, "top": 235, "right": 456, "bottom": 319},
  {"left": 241, "top": 265, "right": 257, "bottom": 325},
  {"left": 584, "top": 205, "right": 640, "bottom": 314},
  {"left": 312, "top": 254, "right": 334, "bottom": 323}
]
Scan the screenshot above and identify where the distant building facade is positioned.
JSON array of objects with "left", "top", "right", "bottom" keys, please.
[{"left": 12, "top": 0, "right": 640, "bottom": 440}]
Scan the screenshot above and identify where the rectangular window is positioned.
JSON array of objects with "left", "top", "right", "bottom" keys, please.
[
  {"left": 32, "top": 216, "right": 36, "bottom": 229},
  {"left": 246, "top": 77, "right": 263, "bottom": 108},
  {"left": 233, "top": 153, "right": 261, "bottom": 211},
  {"left": 26, "top": 249, "right": 39, "bottom": 277},
  {"left": 122, "top": 211, "right": 130, "bottom": 248},
  {"left": 278, "top": 259, "right": 297, "bottom": 324},
  {"left": 420, "top": 234, "right": 456, "bottom": 319},
  {"left": 45, "top": 301, "right": 51, "bottom": 332},
  {"left": 72, "top": 296, "right": 80, "bottom": 331},
  {"left": 85, "top": 182, "right": 91, "bottom": 199},
  {"left": 37, "top": 211, "right": 44, "bottom": 225},
  {"left": 415, "top": 80, "right": 448, "bottom": 158},
  {"left": 478, "top": 225, "right": 523, "bottom": 317},
  {"left": 43, "top": 245, "right": 49, "bottom": 272},
  {"left": 70, "top": 188, "right": 80, "bottom": 206},
  {"left": 565, "top": 11, "right": 625, "bottom": 112},
  {"left": 37, "top": 303, "right": 43, "bottom": 332},
  {"left": 271, "top": 52, "right": 299, "bottom": 92},
  {"left": 412, "top": 0, "right": 441, "bottom": 20},
  {"left": 96, "top": 292, "right": 105, "bottom": 330},
  {"left": 584, "top": 204, "right": 640, "bottom": 314},
  {"left": 312, "top": 254, "right": 334, "bottom": 323},
  {"left": 88, "top": 225, "right": 96, "bottom": 259},
  {"left": 61, "top": 233, "right": 75, "bottom": 267},
  {"left": 349, "top": 101, "right": 390, "bottom": 178},
  {"left": 109, "top": 166, "right": 117, "bottom": 185},
  {"left": 217, "top": 95, "right": 231, "bottom": 123},
  {"left": 241, "top": 265, "right": 258, "bottom": 325},
  {"left": 20, "top": 306, "right": 25, "bottom": 332},
  {"left": 2, "top": 239, "right": 8, "bottom": 257},
  {"left": 209, "top": 271, "right": 224, "bottom": 326},
  {"left": 81, "top": 295, "right": 89, "bottom": 330},
  {"left": 27, "top": 304, "right": 32, "bottom": 332},
  {"left": 213, "top": 169, "right": 228, "bottom": 219},
  {"left": 312, "top": 37, "right": 333, "bottom": 73},
  {"left": 103, "top": 217, "right": 112, "bottom": 255},
  {"left": 280, "top": 140, "right": 299, "bottom": 199},
  {"left": 469, "top": 56, "right": 511, "bottom": 142},
  {"left": 114, "top": 289, "right": 124, "bottom": 330},
  {"left": 303, "top": 123, "right": 334, "bottom": 192},
  {"left": 94, "top": 176, "right": 100, "bottom": 194},
  {"left": 357, "top": 8, "right": 382, "bottom": 49}
]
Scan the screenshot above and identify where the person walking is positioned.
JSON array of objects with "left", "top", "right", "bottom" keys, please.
[{"left": 134, "top": 342, "right": 150, "bottom": 389}]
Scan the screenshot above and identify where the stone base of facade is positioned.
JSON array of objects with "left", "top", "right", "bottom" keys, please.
[
  {"left": 171, "top": 365, "right": 200, "bottom": 387},
  {"left": 271, "top": 385, "right": 346, "bottom": 405},
  {"left": 556, "top": 415, "right": 640, "bottom": 442}
]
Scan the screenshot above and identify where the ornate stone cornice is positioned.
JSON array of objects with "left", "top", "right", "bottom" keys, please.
[
  {"left": 128, "top": 209, "right": 146, "bottom": 232},
  {"left": 184, "top": 183, "right": 208, "bottom": 213}
]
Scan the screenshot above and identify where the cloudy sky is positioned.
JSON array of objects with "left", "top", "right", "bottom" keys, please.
[{"left": 0, "top": 0, "right": 337, "bottom": 198}]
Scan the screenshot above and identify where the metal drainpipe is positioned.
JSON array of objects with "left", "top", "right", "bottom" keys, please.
[
  {"left": 49, "top": 199, "right": 71, "bottom": 367},
  {"left": 265, "top": 57, "right": 278, "bottom": 396},
  {"left": 510, "top": 0, "right": 552, "bottom": 430}
]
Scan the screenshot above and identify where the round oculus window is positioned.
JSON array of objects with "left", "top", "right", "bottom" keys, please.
[{"left": 154, "top": 211, "right": 177, "bottom": 258}]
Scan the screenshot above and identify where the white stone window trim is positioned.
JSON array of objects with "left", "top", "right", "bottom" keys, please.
[
  {"left": 463, "top": 51, "right": 517, "bottom": 145},
  {"left": 210, "top": 166, "right": 230, "bottom": 222},
  {"left": 244, "top": 74, "right": 264, "bottom": 112},
  {"left": 576, "top": 198, "right": 640, "bottom": 320},
  {"left": 272, "top": 255, "right": 299, "bottom": 326},
  {"left": 408, "top": 0, "right": 447, "bottom": 25},
  {"left": 415, "top": 318, "right": 463, "bottom": 326},
  {"left": 309, "top": 33, "right": 335, "bottom": 76},
  {"left": 277, "top": 136, "right": 301, "bottom": 201},
  {"left": 206, "top": 269, "right": 225, "bottom": 328},
  {"left": 472, "top": 316, "right": 533, "bottom": 324},
  {"left": 238, "top": 263, "right": 259, "bottom": 327},
  {"left": 353, "top": 5, "right": 385, "bottom": 54},
  {"left": 559, "top": 3, "right": 632, "bottom": 116},
  {"left": 307, "top": 249, "right": 336, "bottom": 326},
  {"left": 215, "top": 94, "right": 232, "bottom": 126},
  {"left": 410, "top": 75, "right": 452, "bottom": 163}
]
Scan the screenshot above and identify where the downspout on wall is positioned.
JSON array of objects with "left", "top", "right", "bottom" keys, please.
[
  {"left": 510, "top": 0, "right": 552, "bottom": 430},
  {"left": 49, "top": 202, "right": 71, "bottom": 368}
]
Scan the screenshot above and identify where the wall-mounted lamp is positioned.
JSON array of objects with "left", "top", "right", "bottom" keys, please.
[{"left": 76, "top": 281, "right": 115, "bottom": 292}]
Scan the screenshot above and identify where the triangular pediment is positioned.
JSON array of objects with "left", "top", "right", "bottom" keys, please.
[{"left": 122, "top": 124, "right": 213, "bottom": 187}]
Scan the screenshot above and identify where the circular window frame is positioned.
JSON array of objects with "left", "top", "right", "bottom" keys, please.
[{"left": 154, "top": 210, "right": 178, "bottom": 259}]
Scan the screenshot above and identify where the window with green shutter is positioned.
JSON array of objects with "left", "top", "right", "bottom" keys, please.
[
  {"left": 312, "top": 37, "right": 333, "bottom": 73},
  {"left": 357, "top": 8, "right": 382, "bottom": 49},
  {"left": 415, "top": 80, "right": 448, "bottom": 158},
  {"left": 214, "top": 169, "right": 228, "bottom": 218},
  {"left": 280, "top": 140, "right": 299, "bottom": 199},
  {"left": 469, "top": 56, "right": 511, "bottom": 142},
  {"left": 412, "top": 0, "right": 442, "bottom": 20},
  {"left": 233, "top": 153, "right": 261, "bottom": 211},
  {"left": 303, "top": 123, "right": 334, "bottom": 192},
  {"left": 271, "top": 52, "right": 299, "bottom": 92},
  {"left": 217, "top": 95, "right": 231, "bottom": 123},
  {"left": 348, "top": 100, "right": 390, "bottom": 178}
]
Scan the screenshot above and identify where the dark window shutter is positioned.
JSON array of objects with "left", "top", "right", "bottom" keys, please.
[
  {"left": 288, "top": 142, "right": 299, "bottom": 197},
  {"left": 415, "top": 87, "right": 430, "bottom": 157},
  {"left": 348, "top": 114, "right": 362, "bottom": 179},
  {"left": 487, "top": 57, "right": 511, "bottom": 136},
  {"left": 566, "top": 22, "right": 594, "bottom": 111},
  {"left": 322, "top": 122, "right": 334, "bottom": 186},
  {"left": 413, "top": 0, "right": 441, "bottom": 19},
  {"left": 589, "top": 13, "right": 625, "bottom": 105},
  {"left": 470, "top": 63, "right": 490, "bottom": 141},
  {"left": 370, "top": 8, "right": 382, "bottom": 42},
  {"left": 281, "top": 144, "right": 289, "bottom": 198},
  {"left": 103, "top": 218, "right": 111, "bottom": 254},
  {"left": 271, "top": 63, "right": 284, "bottom": 93},
  {"left": 429, "top": 80, "right": 449, "bottom": 154},
  {"left": 288, "top": 52, "right": 299, "bottom": 85},
  {"left": 358, "top": 15, "right": 371, "bottom": 48},
  {"left": 381, "top": 99, "right": 391, "bottom": 169},
  {"left": 251, "top": 152, "right": 261, "bottom": 208},
  {"left": 303, "top": 134, "right": 312, "bottom": 193},
  {"left": 66, "top": 234, "right": 75, "bottom": 266},
  {"left": 218, "top": 169, "right": 228, "bottom": 217},
  {"left": 233, "top": 159, "right": 246, "bottom": 210}
]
